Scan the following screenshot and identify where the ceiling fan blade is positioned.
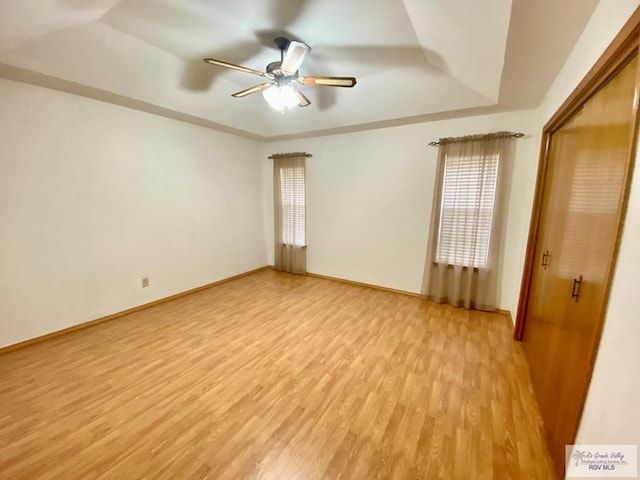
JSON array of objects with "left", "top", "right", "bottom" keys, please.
[
  {"left": 203, "top": 58, "right": 266, "bottom": 77},
  {"left": 231, "top": 83, "right": 273, "bottom": 98},
  {"left": 300, "top": 76, "right": 357, "bottom": 87},
  {"left": 291, "top": 86, "right": 311, "bottom": 107},
  {"left": 280, "top": 41, "right": 311, "bottom": 75}
]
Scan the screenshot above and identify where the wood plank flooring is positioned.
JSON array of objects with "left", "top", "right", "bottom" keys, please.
[{"left": 0, "top": 269, "right": 554, "bottom": 479}]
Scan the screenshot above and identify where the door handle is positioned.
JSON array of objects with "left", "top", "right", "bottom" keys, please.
[
  {"left": 571, "top": 275, "right": 583, "bottom": 303},
  {"left": 541, "top": 250, "right": 551, "bottom": 269}
]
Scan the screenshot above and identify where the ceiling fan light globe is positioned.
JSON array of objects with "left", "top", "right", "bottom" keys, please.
[{"left": 262, "top": 85, "right": 300, "bottom": 111}]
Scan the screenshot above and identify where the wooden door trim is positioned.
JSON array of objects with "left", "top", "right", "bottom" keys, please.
[{"left": 514, "top": 6, "right": 640, "bottom": 341}]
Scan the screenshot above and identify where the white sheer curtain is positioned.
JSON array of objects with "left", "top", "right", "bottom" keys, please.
[
  {"left": 273, "top": 153, "right": 307, "bottom": 274},
  {"left": 421, "top": 132, "right": 515, "bottom": 311}
]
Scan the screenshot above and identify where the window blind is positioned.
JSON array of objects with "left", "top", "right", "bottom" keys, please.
[
  {"left": 435, "top": 153, "right": 499, "bottom": 268},
  {"left": 280, "top": 165, "right": 306, "bottom": 246}
]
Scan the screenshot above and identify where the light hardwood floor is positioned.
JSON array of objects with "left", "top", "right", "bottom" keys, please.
[{"left": 0, "top": 269, "right": 554, "bottom": 479}]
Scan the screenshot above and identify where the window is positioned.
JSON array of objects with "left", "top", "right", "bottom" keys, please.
[
  {"left": 435, "top": 153, "right": 499, "bottom": 268},
  {"left": 279, "top": 164, "right": 306, "bottom": 247},
  {"left": 273, "top": 153, "right": 307, "bottom": 274},
  {"left": 423, "top": 132, "right": 513, "bottom": 309}
]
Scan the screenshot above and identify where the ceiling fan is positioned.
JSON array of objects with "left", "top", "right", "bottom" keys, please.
[{"left": 203, "top": 37, "right": 357, "bottom": 111}]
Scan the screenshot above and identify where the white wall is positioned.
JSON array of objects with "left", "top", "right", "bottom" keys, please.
[
  {"left": 532, "top": 0, "right": 640, "bottom": 462},
  {"left": 263, "top": 109, "right": 539, "bottom": 314},
  {"left": 0, "top": 79, "right": 266, "bottom": 348}
]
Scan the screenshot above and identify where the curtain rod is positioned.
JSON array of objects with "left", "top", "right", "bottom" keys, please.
[
  {"left": 428, "top": 132, "right": 525, "bottom": 147},
  {"left": 268, "top": 152, "right": 313, "bottom": 159}
]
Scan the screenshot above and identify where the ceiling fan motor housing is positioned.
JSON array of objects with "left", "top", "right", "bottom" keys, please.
[
  {"left": 266, "top": 61, "right": 299, "bottom": 82},
  {"left": 266, "top": 61, "right": 283, "bottom": 74}
]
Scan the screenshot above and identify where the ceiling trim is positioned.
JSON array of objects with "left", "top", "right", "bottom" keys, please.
[
  {"left": 266, "top": 104, "right": 532, "bottom": 142},
  {"left": 0, "top": 63, "right": 267, "bottom": 142},
  {"left": 2, "top": 62, "right": 535, "bottom": 143}
]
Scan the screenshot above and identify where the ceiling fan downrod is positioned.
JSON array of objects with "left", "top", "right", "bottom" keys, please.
[{"left": 274, "top": 36, "right": 291, "bottom": 62}]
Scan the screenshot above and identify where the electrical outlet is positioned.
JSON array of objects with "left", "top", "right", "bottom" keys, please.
[{"left": 141, "top": 277, "right": 149, "bottom": 288}]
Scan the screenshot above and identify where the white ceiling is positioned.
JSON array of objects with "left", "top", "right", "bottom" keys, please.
[{"left": 0, "top": 0, "right": 599, "bottom": 140}]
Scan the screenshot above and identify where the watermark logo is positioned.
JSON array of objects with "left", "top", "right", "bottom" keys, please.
[{"left": 566, "top": 445, "right": 637, "bottom": 477}]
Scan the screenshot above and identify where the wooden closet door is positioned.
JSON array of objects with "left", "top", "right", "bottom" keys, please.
[
  {"left": 522, "top": 54, "right": 638, "bottom": 478},
  {"left": 521, "top": 116, "right": 577, "bottom": 406}
]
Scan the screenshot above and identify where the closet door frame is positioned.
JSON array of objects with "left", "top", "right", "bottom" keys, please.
[
  {"left": 514, "top": 5, "right": 640, "bottom": 454},
  {"left": 515, "top": 7, "right": 640, "bottom": 343}
]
